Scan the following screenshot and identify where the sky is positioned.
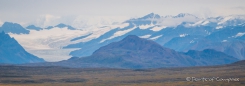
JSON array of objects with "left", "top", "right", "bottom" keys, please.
[{"left": 0, "top": 0, "right": 245, "bottom": 27}]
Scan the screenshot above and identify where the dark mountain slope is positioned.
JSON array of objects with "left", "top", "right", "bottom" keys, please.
[
  {"left": 184, "top": 49, "right": 238, "bottom": 66},
  {"left": 0, "top": 22, "right": 29, "bottom": 34},
  {"left": 0, "top": 31, "right": 45, "bottom": 64},
  {"left": 30, "top": 35, "right": 238, "bottom": 69},
  {"left": 26, "top": 25, "right": 42, "bottom": 31}
]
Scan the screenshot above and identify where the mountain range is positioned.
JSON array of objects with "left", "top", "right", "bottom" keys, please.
[
  {"left": 1, "top": 13, "right": 245, "bottom": 62},
  {"left": 25, "top": 35, "right": 238, "bottom": 69},
  {"left": 0, "top": 22, "right": 29, "bottom": 34},
  {"left": 63, "top": 13, "right": 245, "bottom": 60},
  {"left": 0, "top": 31, "right": 45, "bottom": 64}
]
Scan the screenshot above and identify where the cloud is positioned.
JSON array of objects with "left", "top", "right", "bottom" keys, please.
[
  {"left": 192, "top": 7, "right": 215, "bottom": 18},
  {"left": 211, "top": 6, "right": 245, "bottom": 17},
  {"left": 1, "top": 0, "right": 245, "bottom": 28},
  {"left": 0, "top": 19, "right": 3, "bottom": 26},
  {"left": 29, "top": 14, "right": 130, "bottom": 29},
  {"left": 35, "top": 14, "right": 61, "bottom": 27},
  {"left": 232, "top": 6, "right": 245, "bottom": 11},
  {"left": 71, "top": 15, "right": 129, "bottom": 29},
  {"left": 157, "top": 15, "right": 199, "bottom": 27},
  {"left": 229, "top": 6, "right": 245, "bottom": 15}
]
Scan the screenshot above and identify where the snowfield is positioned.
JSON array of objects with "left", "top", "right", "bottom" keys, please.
[
  {"left": 5, "top": 13, "right": 245, "bottom": 61},
  {"left": 9, "top": 23, "right": 130, "bottom": 62},
  {"left": 9, "top": 27, "right": 87, "bottom": 61}
]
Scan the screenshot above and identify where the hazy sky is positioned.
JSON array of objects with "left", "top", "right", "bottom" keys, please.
[{"left": 0, "top": 0, "right": 245, "bottom": 27}]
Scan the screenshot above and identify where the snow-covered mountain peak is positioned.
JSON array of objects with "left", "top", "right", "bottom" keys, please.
[
  {"left": 157, "top": 13, "right": 200, "bottom": 27},
  {"left": 174, "top": 13, "right": 198, "bottom": 18},
  {"left": 140, "top": 13, "right": 161, "bottom": 19},
  {"left": 184, "top": 14, "right": 245, "bottom": 28},
  {"left": 217, "top": 15, "right": 245, "bottom": 25},
  {"left": 0, "top": 22, "right": 30, "bottom": 34},
  {"left": 55, "top": 23, "right": 76, "bottom": 30},
  {"left": 3, "top": 13, "right": 245, "bottom": 61}
]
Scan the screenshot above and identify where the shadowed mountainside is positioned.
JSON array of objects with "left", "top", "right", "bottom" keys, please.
[
  {"left": 25, "top": 35, "right": 238, "bottom": 69},
  {"left": 0, "top": 31, "right": 45, "bottom": 64}
]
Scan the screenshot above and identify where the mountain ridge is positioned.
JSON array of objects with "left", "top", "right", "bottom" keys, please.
[
  {"left": 0, "top": 31, "right": 45, "bottom": 64},
  {"left": 2, "top": 13, "right": 245, "bottom": 61},
  {"left": 0, "top": 22, "right": 29, "bottom": 34},
  {"left": 24, "top": 35, "right": 238, "bottom": 69}
]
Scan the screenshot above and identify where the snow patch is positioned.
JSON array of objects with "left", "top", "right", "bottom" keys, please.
[
  {"left": 218, "top": 16, "right": 233, "bottom": 25},
  {"left": 100, "top": 26, "right": 137, "bottom": 43},
  {"left": 216, "top": 26, "right": 223, "bottom": 29},
  {"left": 234, "top": 32, "right": 245, "bottom": 38},
  {"left": 70, "top": 23, "right": 129, "bottom": 43},
  {"left": 118, "top": 23, "right": 130, "bottom": 28},
  {"left": 201, "top": 21, "right": 209, "bottom": 25},
  {"left": 74, "top": 26, "right": 114, "bottom": 43},
  {"left": 150, "top": 35, "right": 163, "bottom": 40},
  {"left": 222, "top": 40, "right": 227, "bottom": 42},
  {"left": 190, "top": 40, "right": 195, "bottom": 43},
  {"left": 139, "top": 24, "right": 153, "bottom": 29},
  {"left": 217, "top": 15, "right": 245, "bottom": 25},
  {"left": 189, "top": 20, "right": 203, "bottom": 26},
  {"left": 179, "top": 34, "right": 188, "bottom": 37},
  {"left": 150, "top": 26, "right": 167, "bottom": 31},
  {"left": 205, "top": 30, "right": 211, "bottom": 35},
  {"left": 139, "top": 34, "right": 151, "bottom": 38}
]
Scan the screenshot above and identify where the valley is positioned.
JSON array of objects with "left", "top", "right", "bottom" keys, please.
[{"left": 0, "top": 62, "right": 245, "bottom": 86}]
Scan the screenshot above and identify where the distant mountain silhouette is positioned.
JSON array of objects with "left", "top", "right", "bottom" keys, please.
[
  {"left": 29, "top": 35, "right": 238, "bottom": 69},
  {"left": 55, "top": 23, "right": 76, "bottom": 30},
  {"left": 83, "top": 35, "right": 194, "bottom": 68},
  {"left": 62, "top": 13, "right": 245, "bottom": 61},
  {"left": 231, "top": 60, "right": 245, "bottom": 65},
  {"left": 126, "top": 13, "right": 161, "bottom": 26},
  {"left": 26, "top": 25, "right": 43, "bottom": 31},
  {"left": 0, "top": 22, "right": 29, "bottom": 34},
  {"left": 0, "top": 31, "right": 45, "bottom": 64},
  {"left": 45, "top": 26, "right": 54, "bottom": 29},
  {"left": 184, "top": 49, "right": 238, "bottom": 66},
  {"left": 43, "top": 23, "right": 76, "bottom": 30}
]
